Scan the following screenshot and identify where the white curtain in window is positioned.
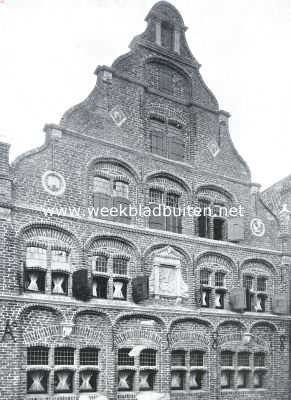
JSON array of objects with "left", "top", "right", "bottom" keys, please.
[{"left": 29, "top": 371, "right": 45, "bottom": 392}]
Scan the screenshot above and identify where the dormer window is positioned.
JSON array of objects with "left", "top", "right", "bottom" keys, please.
[{"left": 161, "top": 21, "right": 174, "bottom": 50}]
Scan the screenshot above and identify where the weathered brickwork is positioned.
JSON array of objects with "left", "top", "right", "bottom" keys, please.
[{"left": 1, "top": 2, "right": 291, "bottom": 400}]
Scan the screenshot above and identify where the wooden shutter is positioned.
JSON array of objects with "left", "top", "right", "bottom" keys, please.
[
  {"left": 72, "top": 269, "right": 91, "bottom": 301},
  {"left": 149, "top": 203, "right": 164, "bottom": 231},
  {"left": 228, "top": 218, "right": 244, "bottom": 242},
  {"left": 132, "top": 276, "right": 149, "bottom": 303},
  {"left": 272, "top": 295, "right": 289, "bottom": 315},
  {"left": 168, "top": 136, "right": 184, "bottom": 161},
  {"left": 93, "top": 192, "right": 112, "bottom": 220},
  {"left": 113, "top": 197, "right": 131, "bottom": 224},
  {"left": 229, "top": 288, "right": 246, "bottom": 311}
]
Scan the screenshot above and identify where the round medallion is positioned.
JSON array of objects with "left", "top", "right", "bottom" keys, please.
[
  {"left": 250, "top": 218, "right": 265, "bottom": 237},
  {"left": 42, "top": 170, "right": 66, "bottom": 196}
]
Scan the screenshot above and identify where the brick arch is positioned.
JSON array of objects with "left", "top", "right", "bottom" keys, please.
[
  {"left": 144, "top": 102, "right": 188, "bottom": 126},
  {"left": 87, "top": 156, "right": 140, "bottom": 182},
  {"left": 143, "top": 243, "right": 192, "bottom": 265},
  {"left": 144, "top": 171, "right": 191, "bottom": 195},
  {"left": 196, "top": 251, "right": 235, "bottom": 272},
  {"left": 216, "top": 319, "right": 247, "bottom": 333},
  {"left": 85, "top": 234, "right": 140, "bottom": 258},
  {"left": 240, "top": 258, "right": 277, "bottom": 276},
  {"left": 17, "top": 304, "right": 65, "bottom": 323},
  {"left": 195, "top": 183, "right": 236, "bottom": 204},
  {"left": 73, "top": 309, "right": 113, "bottom": 326},
  {"left": 114, "top": 329, "right": 162, "bottom": 347},
  {"left": 113, "top": 312, "right": 166, "bottom": 329},
  {"left": 169, "top": 316, "right": 213, "bottom": 332},
  {"left": 17, "top": 223, "right": 80, "bottom": 248},
  {"left": 250, "top": 321, "right": 277, "bottom": 333}
]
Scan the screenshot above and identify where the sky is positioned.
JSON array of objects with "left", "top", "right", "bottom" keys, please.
[{"left": 0, "top": 0, "right": 291, "bottom": 189}]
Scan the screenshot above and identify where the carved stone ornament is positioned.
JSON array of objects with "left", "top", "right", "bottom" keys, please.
[
  {"left": 208, "top": 139, "right": 220, "bottom": 158},
  {"left": 149, "top": 246, "right": 189, "bottom": 301},
  {"left": 250, "top": 218, "right": 265, "bottom": 237},
  {"left": 42, "top": 170, "right": 66, "bottom": 196},
  {"left": 109, "top": 106, "right": 127, "bottom": 127}
]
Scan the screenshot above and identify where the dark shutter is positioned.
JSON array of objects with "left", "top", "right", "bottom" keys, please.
[
  {"left": 229, "top": 288, "right": 246, "bottom": 311},
  {"left": 113, "top": 197, "right": 131, "bottom": 224},
  {"left": 132, "top": 276, "right": 149, "bottom": 303},
  {"left": 151, "top": 130, "right": 165, "bottom": 157},
  {"left": 149, "top": 203, "right": 164, "bottom": 230},
  {"left": 93, "top": 192, "right": 112, "bottom": 221},
  {"left": 72, "top": 269, "right": 91, "bottom": 301},
  {"left": 195, "top": 286, "right": 203, "bottom": 307},
  {"left": 168, "top": 136, "right": 184, "bottom": 161}
]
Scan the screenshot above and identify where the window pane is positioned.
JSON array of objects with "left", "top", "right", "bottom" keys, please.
[
  {"left": 171, "top": 350, "right": 185, "bottom": 366},
  {"left": 27, "top": 370, "right": 48, "bottom": 394},
  {"left": 113, "top": 181, "right": 129, "bottom": 198},
  {"left": 243, "top": 275, "right": 253, "bottom": 289},
  {"left": 213, "top": 218, "right": 225, "bottom": 240},
  {"left": 200, "top": 270, "right": 210, "bottom": 285},
  {"left": 80, "top": 348, "right": 99, "bottom": 366},
  {"left": 254, "top": 352, "right": 265, "bottom": 367},
  {"left": 118, "top": 370, "right": 134, "bottom": 391},
  {"left": 190, "top": 351, "right": 204, "bottom": 366},
  {"left": 149, "top": 189, "right": 163, "bottom": 204},
  {"left": 171, "top": 371, "right": 185, "bottom": 390},
  {"left": 54, "top": 347, "right": 74, "bottom": 365},
  {"left": 215, "top": 272, "right": 225, "bottom": 287},
  {"left": 54, "top": 369, "right": 73, "bottom": 393},
  {"left": 139, "top": 370, "right": 155, "bottom": 391},
  {"left": 95, "top": 255, "right": 108, "bottom": 273},
  {"left": 27, "top": 347, "right": 49, "bottom": 365},
  {"left": 221, "top": 351, "right": 233, "bottom": 366},
  {"left": 51, "top": 272, "right": 68, "bottom": 295},
  {"left": 25, "top": 270, "right": 46, "bottom": 293},
  {"left": 118, "top": 349, "right": 134, "bottom": 366},
  {"left": 93, "top": 177, "right": 111, "bottom": 194},
  {"left": 238, "top": 352, "right": 250, "bottom": 366},
  {"left": 113, "top": 258, "right": 128, "bottom": 275},
  {"left": 26, "top": 247, "right": 47, "bottom": 268},
  {"left": 140, "top": 349, "right": 156, "bottom": 366},
  {"left": 166, "top": 193, "right": 179, "bottom": 208},
  {"left": 257, "top": 277, "right": 267, "bottom": 292},
  {"left": 79, "top": 369, "right": 98, "bottom": 392}
]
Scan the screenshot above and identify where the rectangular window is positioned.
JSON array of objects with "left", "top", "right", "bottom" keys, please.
[
  {"left": 24, "top": 269, "right": 46, "bottom": 293},
  {"left": 254, "top": 371, "right": 265, "bottom": 388},
  {"left": 54, "top": 369, "right": 73, "bottom": 393},
  {"left": 140, "top": 349, "right": 156, "bottom": 366},
  {"left": 215, "top": 272, "right": 225, "bottom": 287},
  {"left": 26, "top": 247, "right": 47, "bottom": 268},
  {"left": 149, "top": 189, "right": 163, "bottom": 204},
  {"left": 113, "top": 258, "right": 128, "bottom": 275},
  {"left": 92, "top": 276, "right": 108, "bottom": 299},
  {"left": 190, "top": 370, "right": 204, "bottom": 390},
  {"left": 221, "top": 351, "right": 233, "bottom": 367},
  {"left": 27, "top": 347, "right": 49, "bottom": 365},
  {"left": 80, "top": 348, "right": 99, "bottom": 366},
  {"left": 221, "top": 370, "right": 233, "bottom": 389},
  {"left": 51, "top": 249, "right": 68, "bottom": 266},
  {"left": 257, "top": 277, "right": 267, "bottom": 292},
  {"left": 200, "top": 270, "right": 210, "bottom": 285},
  {"left": 113, "top": 279, "right": 127, "bottom": 300},
  {"left": 139, "top": 370, "right": 155, "bottom": 391},
  {"left": 243, "top": 275, "right": 253, "bottom": 289},
  {"left": 160, "top": 69, "right": 173, "bottom": 94},
  {"left": 201, "top": 288, "right": 210, "bottom": 307},
  {"left": 95, "top": 255, "right": 108, "bottom": 273},
  {"left": 27, "top": 370, "right": 48, "bottom": 394},
  {"left": 171, "top": 370, "right": 185, "bottom": 390},
  {"left": 190, "top": 351, "right": 204, "bottom": 366},
  {"left": 151, "top": 130, "right": 166, "bottom": 157},
  {"left": 54, "top": 347, "right": 75, "bottom": 365},
  {"left": 237, "top": 370, "right": 249, "bottom": 388},
  {"left": 213, "top": 218, "right": 225, "bottom": 240},
  {"left": 118, "top": 370, "right": 134, "bottom": 391},
  {"left": 79, "top": 369, "right": 98, "bottom": 392},
  {"left": 171, "top": 350, "right": 186, "bottom": 366},
  {"left": 118, "top": 349, "right": 134, "bottom": 366},
  {"left": 51, "top": 272, "right": 68, "bottom": 295},
  {"left": 113, "top": 181, "right": 129, "bottom": 198},
  {"left": 215, "top": 290, "right": 225, "bottom": 309},
  {"left": 166, "top": 193, "right": 179, "bottom": 208},
  {"left": 256, "top": 294, "right": 266, "bottom": 312},
  {"left": 254, "top": 353, "right": 265, "bottom": 367},
  {"left": 238, "top": 352, "right": 250, "bottom": 367},
  {"left": 93, "top": 176, "right": 111, "bottom": 194}
]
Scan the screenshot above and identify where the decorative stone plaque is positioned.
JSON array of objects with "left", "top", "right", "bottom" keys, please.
[
  {"left": 109, "top": 106, "right": 127, "bottom": 127},
  {"left": 42, "top": 170, "right": 66, "bottom": 196},
  {"left": 208, "top": 139, "right": 220, "bottom": 158},
  {"left": 250, "top": 218, "right": 265, "bottom": 237}
]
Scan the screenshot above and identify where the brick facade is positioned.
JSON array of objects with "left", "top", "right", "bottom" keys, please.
[{"left": 0, "top": 2, "right": 290, "bottom": 400}]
